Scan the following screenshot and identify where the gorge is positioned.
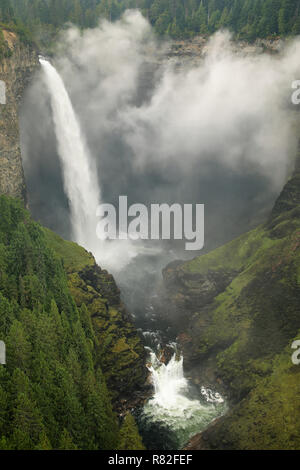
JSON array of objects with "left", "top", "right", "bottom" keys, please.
[
  {"left": 38, "top": 53, "right": 226, "bottom": 449},
  {"left": 0, "top": 10, "right": 299, "bottom": 451}
]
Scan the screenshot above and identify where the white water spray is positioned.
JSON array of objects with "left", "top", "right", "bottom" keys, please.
[
  {"left": 141, "top": 347, "right": 226, "bottom": 448},
  {"left": 40, "top": 58, "right": 153, "bottom": 270},
  {"left": 149, "top": 352, "right": 198, "bottom": 411},
  {"left": 39, "top": 58, "right": 100, "bottom": 252}
]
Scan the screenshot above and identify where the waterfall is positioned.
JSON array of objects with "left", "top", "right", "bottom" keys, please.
[
  {"left": 39, "top": 58, "right": 101, "bottom": 254},
  {"left": 148, "top": 352, "right": 196, "bottom": 410},
  {"left": 140, "top": 347, "right": 226, "bottom": 449},
  {"left": 39, "top": 57, "right": 153, "bottom": 271}
]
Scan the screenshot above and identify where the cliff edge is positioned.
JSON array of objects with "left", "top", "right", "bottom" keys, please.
[{"left": 0, "top": 29, "right": 39, "bottom": 202}]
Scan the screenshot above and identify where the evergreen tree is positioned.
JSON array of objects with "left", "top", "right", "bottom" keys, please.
[
  {"left": 0, "top": 196, "right": 145, "bottom": 450},
  {"left": 0, "top": 0, "right": 14, "bottom": 22},
  {"left": 59, "top": 429, "right": 78, "bottom": 450},
  {"left": 2, "top": 0, "right": 300, "bottom": 40},
  {"left": 118, "top": 413, "right": 145, "bottom": 450}
]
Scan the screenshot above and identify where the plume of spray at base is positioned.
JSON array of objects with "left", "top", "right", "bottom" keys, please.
[
  {"left": 33, "top": 11, "right": 300, "bottom": 274},
  {"left": 140, "top": 347, "right": 226, "bottom": 448},
  {"left": 39, "top": 57, "right": 152, "bottom": 271}
]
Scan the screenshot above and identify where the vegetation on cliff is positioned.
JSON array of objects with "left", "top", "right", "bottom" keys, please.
[
  {"left": 0, "top": 0, "right": 299, "bottom": 44},
  {"left": 0, "top": 196, "right": 146, "bottom": 450},
  {"left": 0, "top": 28, "right": 11, "bottom": 58},
  {"left": 164, "top": 157, "right": 300, "bottom": 449}
]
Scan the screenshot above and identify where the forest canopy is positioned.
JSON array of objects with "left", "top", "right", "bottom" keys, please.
[
  {"left": 0, "top": 0, "right": 299, "bottom": 41},
  {"left": 0, "top": 195, "right": 145, "bottom": 450}
]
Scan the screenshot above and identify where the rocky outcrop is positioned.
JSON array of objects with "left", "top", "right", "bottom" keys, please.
[
  {"left": 270, "top": 144, "right": 300, "bottom": 222},
  {"left": 166, "top": 35, "right": 285, "bottom": 65},
  {"left": 162, "top": 264, "right": 239, "bottom": 332},
  {"left": 163, "top": 155, "right": 300, "bottom": 449},
  {"left": 75, "top": 264, "right": 150, "bottom": 409},
  {"left": 42, "top": 228, "right": 150, "bottom": 414},
  {"left": 0, "top": 30, "right": 39, "bottom": 202}
]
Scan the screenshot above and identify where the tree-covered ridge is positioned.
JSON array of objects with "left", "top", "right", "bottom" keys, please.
[
  {"left": 0, "top": 0, "right": 299, "bottom": 41},
  {"left": 0, "top": 196, "right": 145, "bottom": 450}
]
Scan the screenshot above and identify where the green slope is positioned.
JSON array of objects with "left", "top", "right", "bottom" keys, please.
[
  {"left": 0, "top": 195, "right": 146, "bottom": 450},
  {"left": 164, "top": 158, "right": 300, "bottom": 449}
]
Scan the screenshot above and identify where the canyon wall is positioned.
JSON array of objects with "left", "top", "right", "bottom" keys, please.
[
  {"left": 0, "top": 30, "right": 39, "bottom": 202},
  {"left": 163, "top": 150, "right": 300, "bottom": 449}
]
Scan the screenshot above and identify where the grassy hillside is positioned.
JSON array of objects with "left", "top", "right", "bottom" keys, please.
[
  {"left": 0, "top": 196, "right": 146, "bottom": 450},
  {"left": 164, "top": 157, "right": 300, "bottom": 449}
]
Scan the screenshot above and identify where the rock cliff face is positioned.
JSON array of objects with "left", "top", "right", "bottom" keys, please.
[
  {"left": 166, "top": 36, "right": 284, "bottom": 66},
  {"left": 0, "top": 30, "right": 39, "bottom": 202},
  {"left": 163, "top": 151, "right": 300, "bottom": 449}
]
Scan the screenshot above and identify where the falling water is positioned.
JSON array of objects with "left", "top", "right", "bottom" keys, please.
[
  {"left": 149, "top": 352, "right": 200, "bottom": 410},
  {"left": 39, "top": 58, "right": 101, "bottom": 252},
  {"left": 39, "top": 58, "right": 150, "bottom": 270},
  {"left": 139, "top": 347, "right": 226, "bottom": 449}
]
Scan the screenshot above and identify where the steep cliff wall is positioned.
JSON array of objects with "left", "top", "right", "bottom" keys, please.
[{"left": 0, "top": 30, "right": 39, "bottom": 202}]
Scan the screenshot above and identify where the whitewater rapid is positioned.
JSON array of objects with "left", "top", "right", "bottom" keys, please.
[{"left": 139, "top": 345, "right": 226, "bottom": 449}]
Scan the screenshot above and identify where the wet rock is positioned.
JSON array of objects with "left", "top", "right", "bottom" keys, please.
[{"left": 0, "top": 30, "right": 39, "bottom": 202}]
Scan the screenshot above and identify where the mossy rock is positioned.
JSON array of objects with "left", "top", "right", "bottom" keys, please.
[
  {"left": 165, "top": 162, "right": 300, "bottom": 449},
  {"left": 42, "top": 222, "right": 148, "bottom": 403}
]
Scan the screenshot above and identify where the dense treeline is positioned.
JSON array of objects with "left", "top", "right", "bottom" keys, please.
[
  {"left": 0, "top": 196, "right": 144, "bottom": 450},
  {"left": 0, "top": 0, "right": 299, "bottom": 40}
]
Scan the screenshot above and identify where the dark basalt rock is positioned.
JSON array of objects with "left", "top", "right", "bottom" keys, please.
[{"left": 0, "top": 30, "right": 39, "bottom": 202}]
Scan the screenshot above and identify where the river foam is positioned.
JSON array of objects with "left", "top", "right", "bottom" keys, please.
[{"left": 138, "top": 345, "right": 226, "bottom": 449}]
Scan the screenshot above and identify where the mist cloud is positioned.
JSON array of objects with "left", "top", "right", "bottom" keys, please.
[
  {"left": 21, "top": 10, "right": 300, "bottom": 273},
  {"left": 57, "top": 12, "right": 300, "bottom": 185}
]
